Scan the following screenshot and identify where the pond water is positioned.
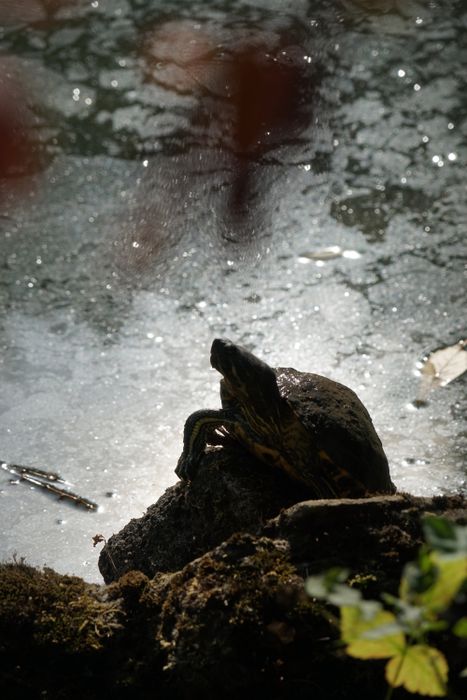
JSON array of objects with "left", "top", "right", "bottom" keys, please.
[{"left": 0, "top": 0, "right": 466, "bottom": 582}]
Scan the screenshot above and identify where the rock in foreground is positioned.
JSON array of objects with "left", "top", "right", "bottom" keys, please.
[
  {"left": 99, "top": 445, "right": 462, "bottom": 585},
  {"left": 2, "top": 442, "right": 466, "bottom": 699},
  {"left": 98, "top": 447, "right": 314, "bottom": 582},
  {"left": 1, "top": 488, "right": 466, "bottom": 699}
]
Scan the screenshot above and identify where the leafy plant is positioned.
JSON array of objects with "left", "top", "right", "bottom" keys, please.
[{"left": 306, "top": 516, "right": 467, "bottom": 698}]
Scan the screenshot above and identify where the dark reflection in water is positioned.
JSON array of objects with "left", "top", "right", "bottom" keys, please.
[
  {"left": 137, "top": 17, "right": 324, "bottom": 253},
  {"left": 0, "top": 58, "right": 46, "bottom": 203},
  {"left": 223, "top": 38, "right": 320, "bottom": 221},
  {"left": 0, "top": 0, "right": 87, "bottom": 26}
]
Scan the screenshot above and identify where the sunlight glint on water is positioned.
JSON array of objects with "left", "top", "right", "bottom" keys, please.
[{"left": 0, "top": 0, "right": 465, "bottom": 580}]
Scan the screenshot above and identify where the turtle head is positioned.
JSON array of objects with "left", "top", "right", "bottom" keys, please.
[{"left": 210, "top": 338, "right": 281, "bottom": 407}]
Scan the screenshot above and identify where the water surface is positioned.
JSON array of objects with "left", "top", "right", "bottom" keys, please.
[{"left": 0, "top": 0, "right": 466, "bottom": 581}]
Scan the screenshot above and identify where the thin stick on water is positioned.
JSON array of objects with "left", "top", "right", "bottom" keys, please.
[
  {"left": 1, "top": 461, "right": 99, "bottom": 511},
  {"left": 8, "top": 463, "right": 66, "bottom": 483}
]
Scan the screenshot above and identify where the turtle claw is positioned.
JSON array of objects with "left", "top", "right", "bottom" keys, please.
[
  {"left": 175, "top": 453, "right": 197, "bottom": 481},
  {"left": 175, "top": 456, "right": 187, "bottom": 480},
  {"left": 176, "top": 407, "right": 230, "bottom": 481}
]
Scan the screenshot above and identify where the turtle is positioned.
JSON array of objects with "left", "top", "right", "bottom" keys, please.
[{"left": 175, "top": 338, "right": 396, "bottom": 498}]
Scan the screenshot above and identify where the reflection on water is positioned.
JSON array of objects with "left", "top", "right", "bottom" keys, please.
[
  {"left": 0, "top": 0, "right": 465, "bottom": 581},
  {"left": 143, "top": 17, "right": 320, "bottom": 221}
]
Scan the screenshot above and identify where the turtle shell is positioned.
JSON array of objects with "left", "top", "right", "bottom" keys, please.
[
  {"left": 274, "top": 367, "right": 395, "bottom": 495},
  {"left": 212, "top": 338, "right": 394, "bottom": 497}
]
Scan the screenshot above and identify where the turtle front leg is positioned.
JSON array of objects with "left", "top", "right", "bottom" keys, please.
[{"left": 175, "top": 408, "right": 236, "bottom": 480}]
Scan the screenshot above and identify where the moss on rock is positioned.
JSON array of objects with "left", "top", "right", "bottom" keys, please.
[
  {"left": 0, "top": 562, "right": 123, "bottom": 654},
  {"left": 1, "top": 482, "right": 465, "bottom": 698}
]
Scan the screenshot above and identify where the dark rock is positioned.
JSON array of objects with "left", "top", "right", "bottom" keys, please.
[
  {"left": 99, "top": 446, "right": 313, "bottom": 583},
  {"left": 146, "top": 533, "right": 342, "bottom": 698},
  {"left": 263, "top": 493, "right": 467, "bottom": 594},
  {"left": 3, "top": 507, "right": 467, "bottom": 699},
  {"left": 100, "top": 439, "right": 466, "bottom": 594},
  {"left": 2, "top": 455, "right": 467, "bottom": 700},
  {"left": 0, "top": 535, "right": 384, "bottom": 699}
]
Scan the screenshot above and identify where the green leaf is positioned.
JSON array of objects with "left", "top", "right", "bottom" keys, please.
[
  {"left": 385, "top": 645, "right": 448, "bottom": 696},
  {"left": 423, "top": 516, "right": 456, "bottom": 544},
  {"left": 305, "top": 575, "right": 330, "bottom": 600},
  {"left": 417, "top": 554, "right": 467, "bottom": 613},
  {"left": 328, "top": 586, "right": 366, "bottom": 608},
  {"left": 419, "top": 620, "right": 449, "bottom": 635},
  {"left": 400, "top": 549, "right": 438, "bottom": 597},
  {"left": 394, "top": 600, "right": 426, "bottom": 631},
  {"left": 399, "top": 552, "right": 466, "bottom": 613},
  {"left": 453, "top": 617, "right": 467, "bottom": 638},
  {"left": 423, "top": 516, "right": 467, "bottom": 556},
  {"left": 341, "top": 607, "right": 405, "bottom": 659},
  {"left": 305, "top": 572, "right": 367, "bottom": 608},
  {"left": 305, "top": 569, "right": 349, "bottom": 599},
  {"left": 324, "top": 567, "right": 350, "bottom": 587}
]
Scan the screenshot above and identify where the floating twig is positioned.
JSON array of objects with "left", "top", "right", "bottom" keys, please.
[
  {"left": 1, "top": 460, "right": 99, "bottom": 511},
  {"left": 8, "top": 463, "right": 65, "bottom": 483}
]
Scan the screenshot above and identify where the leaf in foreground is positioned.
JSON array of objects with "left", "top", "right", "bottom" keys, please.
[
  {"left": 341, "top": 607, "right": 405, "bottom": 659},
  {"left": 400, "top": 553, "right": 467, "bottom": 613},
  {"left": 453, "top": 617, "right": 467, "bottom": 638},
  {"left": 305, "top": 570, "right": 367, "bottom": 608},
  {"left": 423, "top": 516, "right": 467, "bottom": 555},
  {"left": 419, "top": 554, "right": 467, "bottom": 612},
  {"left": 385, "top": 645, "right": 448, "bottom": 697}
]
